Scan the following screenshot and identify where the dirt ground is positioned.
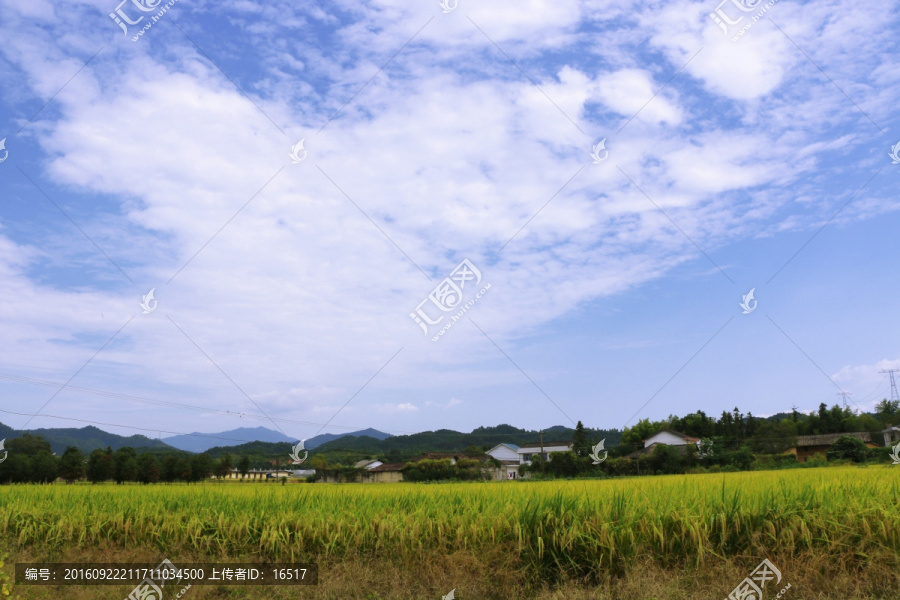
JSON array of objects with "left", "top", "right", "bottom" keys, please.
[{"left": 4, "top": 545, "right": 900, "bottom": 600}]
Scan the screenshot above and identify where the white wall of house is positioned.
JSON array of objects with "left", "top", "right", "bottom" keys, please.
[
  {"left": 643, "top": 431, "right": 691, "bottom": 448},
  {"left": 517, "top": 443, "right": 572, "bottom": 463},
  {"left": 487, "top": 444, "right": 520, "bottom": 462}
]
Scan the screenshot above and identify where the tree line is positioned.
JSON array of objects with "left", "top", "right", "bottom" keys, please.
[
  {"left": 0, "top": 434, "right": 261, "bottom": 484},
  {"left": 616, "top": 400, "right": 897, "bottom": 456},
  {"left": 524, "top": 401, "right": 899, "bottom": 479}
]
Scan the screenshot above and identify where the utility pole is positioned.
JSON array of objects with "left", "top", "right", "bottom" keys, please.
[
  {"left": 881, "top": 369, "right": 900, "bottom": 403},
  {"left": 539, "top": 430, "right": 544, "bottom": 468}
]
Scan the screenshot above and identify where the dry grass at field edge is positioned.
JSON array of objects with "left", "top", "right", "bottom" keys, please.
[{"left": 2, "top": 544, "right": 900, "bottom": 600}]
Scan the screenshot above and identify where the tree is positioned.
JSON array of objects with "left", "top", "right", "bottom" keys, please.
[
  {"left": 826, "top": 436, "right": 869, "bottom": 463},
  {"left": 215, "top": 453, "right": 234, "bottom": 479},
  {"left": 0, "top": 453, "right": 31, "bottom": 484},
  {"left": 524, "top": 454, "right": 547, "bottom": 476},
  {"left": 238, "top": 455, "right": 251, "bottom": 478},
  {"left": 463, "top": 445, "right": 483, "bottom": 458},
  {"left": 308, "top": 455, "right": 329, "bottom": 471},
  {"left": 87, "top": 448, "right": 114, "bottom": 483},
  {"left": 672, "top": 410, "right": 716, "bottom": 439},
  {"left": 58, "top": 447, "right": 86, "bottom": 484},
  {"left": 572, "top": 421, "right": 588, "bottom": 458},
  {"left": 621, "top": 419, "right": 666, "bottom": 453},
  {"left": 875, "top": 399, "right": 900, "bottom": 424},
  {"left": 189, "top": 453, "right": 213, "bottom": 482},
  {"left": 646, "top": 444, "right": 683, "bottom": 475},
  {"left": 137, "top": 454, "right": 160, "bottom": 484},
  {"left": 161, "top": 454, "right": 190, "bottom": 482},
  {"left": 6, "top": 434, "right": 53, "bottom": 457},
  {"left": 31, "top": 450, "right": 58, "bottom": 484},
  {"left": 748, "top": 420, "right": 798, "bottom": 454},
  {"left": 725, "top": 446, "right": 754, "bottom": 470},
  {"left": 113, "top": 448, "right": 138, "bottom": 484},
  {"left": 546, "top": 451, "right": 579, "bottom": 477}
]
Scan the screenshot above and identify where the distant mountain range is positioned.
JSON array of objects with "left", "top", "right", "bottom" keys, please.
[
  {"left": 161, "top": 426, "right": 392, "bottom": 452},
  {"left": 0, "top": 420, "right": 614, "bottom": 461},
  {"left": 0, "top": 421, "right": 395, "bottom": 455},
  {"left": 0, "top": 422, "right": 170, "bottom": 455},
  {"left": 305, "top": 428, "right": 392, "bottom": 449},
  {"left": 161, "top": 427, "right": 295, "bottom": 452}
]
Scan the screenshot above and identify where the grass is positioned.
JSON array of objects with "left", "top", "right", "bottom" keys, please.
[{"left": 1, "top": 467, "right": 899, "bottom": 599}]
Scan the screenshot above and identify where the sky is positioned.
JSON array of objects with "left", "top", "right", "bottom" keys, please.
[{"left": 0, "top": 0, "right": 898, "bottom": 445}]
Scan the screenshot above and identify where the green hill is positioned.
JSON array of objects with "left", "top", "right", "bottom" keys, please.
[
  {"left": 0, "top": 422, "right": 173, "bottom": 455},
  {"left": 312, "top": 424, "right": 622, "bottom": 463}
]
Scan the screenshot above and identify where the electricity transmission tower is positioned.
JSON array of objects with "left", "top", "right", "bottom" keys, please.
[
  {"left": 881, "top": 369, "right": 900, "bottom": 403},
  {"left": 836, "top": 390, "right": 852, "bottom": 410}
]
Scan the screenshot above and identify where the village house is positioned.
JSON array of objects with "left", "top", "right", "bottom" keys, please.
[
  {"left": 353, "top": 459, "right": 384, "bottom": 470},
  {"left": 364, "top": 462, "right": 404, "bottom": 483},
  {"left": 783, "top": 432, "right": 878, "bottom": 462},
  {"left": 317, "top": 462, "right": 404, "bottom": 483},
  {"left": 643, "top": 429, "right": 701, "bottom": 448},
  {"left": 487, "top": 441, "right": 574, "bottom": 479},
  {"left": 516, "top": 441, "right": 574, "bottom": 464},
  {"left": 485, "top": 443, "right": 521, "bottom": 479},
  {"left": 626, "top": 429, "right": 701, "bottom": 457}
]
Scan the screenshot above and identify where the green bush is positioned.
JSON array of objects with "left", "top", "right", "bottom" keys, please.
[
  {"left": 805, "top": 452, "right": 828, "bottom": 467},
  {"left": 826, "top": 436, "right": 869, "bottom": 463},
  {"left": 402, "top": 458, "right": 492, "bottom": 482}
]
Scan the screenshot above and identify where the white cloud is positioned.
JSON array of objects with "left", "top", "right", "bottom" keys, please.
[{"left": 0, "top": 0, "right": 897, "bottom": 435}]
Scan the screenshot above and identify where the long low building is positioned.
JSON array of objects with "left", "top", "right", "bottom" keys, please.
[
  {"left": 783, "top": 432, "right": 878, "bottom": 462},
  {"left": 223, "top": 468, "right": 312, "bottom": 479}
]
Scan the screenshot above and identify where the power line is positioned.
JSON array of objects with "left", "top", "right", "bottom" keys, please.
[{"left": 858, "top": 375, "right": 888, "bottom": 404}]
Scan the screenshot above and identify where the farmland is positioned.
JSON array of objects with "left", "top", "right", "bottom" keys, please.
[{"left": 1, "top": 467, "right": 899, "bottom": 599}]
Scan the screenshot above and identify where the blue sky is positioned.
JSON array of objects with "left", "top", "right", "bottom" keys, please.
[{"left": 1, "top": 0, "right": 898, "bottom": 444}]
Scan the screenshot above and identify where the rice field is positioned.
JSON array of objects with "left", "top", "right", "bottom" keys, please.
[{"left": 1, "top": 467, "right": 899, "bottom": 599}]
